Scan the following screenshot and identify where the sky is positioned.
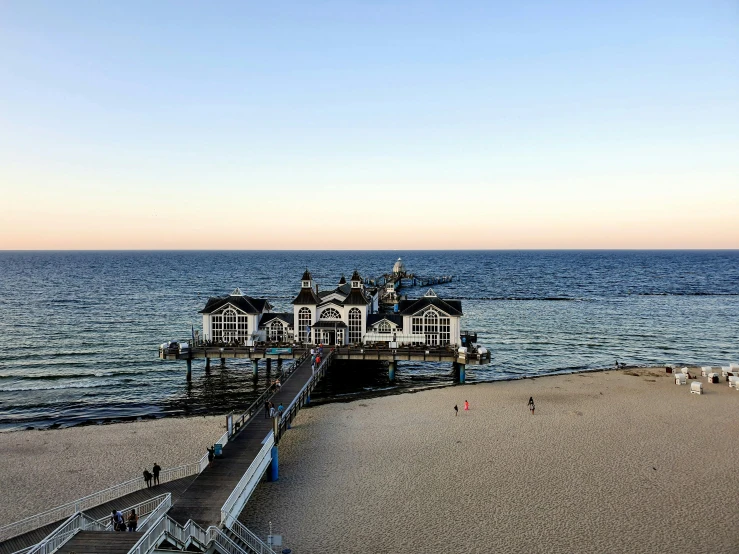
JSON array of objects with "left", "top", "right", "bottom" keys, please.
[{"left": 0, "top": 0, "right": 737, "bottom": 249}]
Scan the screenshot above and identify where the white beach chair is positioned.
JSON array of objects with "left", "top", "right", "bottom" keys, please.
[
  {"left": 707, "top": 372, "right": 719, "bottom": 383},
  {"left": 701, "top": 366, "right": 712, "bottom": 377},
  {"left": 730, "top": 363, "right": 739, "bottom": 372},
  {"left": 690, "top": 381, "right": 703, "bottom": 395},
  {"left": 721, "top": 367, "right": 731, "bottom": 379},
  {"left": 681, "top": 367, "right": 690, "bottom": 375},
  {"left": 675, "top": 374, "right": 687, "bottom": 385},
  {"left": 728, "top": 376, "right": 739, "bottom": 389}
]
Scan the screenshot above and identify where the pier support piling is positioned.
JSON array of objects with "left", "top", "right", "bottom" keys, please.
[
  {"left": 277, "top": 359, "right": 283, "bottom": 371},
  {"left": 268, "top": 446, "right": 279, "bottom": 482},
  {"left": 252, "top": 360, "right": 259, "bottom": 377},
  {"left": 220, "top": 358, "right": 225, "bottom": 368},
  {"left": 205, "top": 358, "right": 211, "bottom": 371},
  {"left": 388, "top": 361, "right": 396, "bottom": 382},
  {"left": 186, "top": 359, "right": 192, "bottom": 381},
  {"left": 458, "top": 363, "right": 466, "bottom": 384},
  {"left": 266, "top": 358, "right": 272, "bottom": 373}
]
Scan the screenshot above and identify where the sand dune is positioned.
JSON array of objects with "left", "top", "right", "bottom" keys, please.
[{"left": 240, "top": 369, "right": 739, "bottom": 553}]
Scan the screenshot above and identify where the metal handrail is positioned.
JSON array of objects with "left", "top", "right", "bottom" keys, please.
[
  {"left": 277, "top": 350, "right": 334, "bottom": 439},
  {"left": 26, "top": 512, "right": 105, "bottom": 554},
  {"left": 221, "top": 433, "right": 275, "bottom": 527},
  {"left": 0, "top": 456, "right": 208, "bottom": 543},
  {"left": 207, "top": 526, "right": 251, "bottom": 554},
  {"left": 98, "top": 493, "right": 171, "bottom": 531},
  {"left": 227, "top": 353, "right": 309, "bottom": 440},
  {"left": 228, "top": 519, "right": 277, "bottom": 554},
  {"left": 128, "top": 514, "right": 252, "bottom": 554}
]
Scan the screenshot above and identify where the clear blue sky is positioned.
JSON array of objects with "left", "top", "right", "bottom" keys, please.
[{"left": 0, "top": 1, "right": 737, "bottom": 248}]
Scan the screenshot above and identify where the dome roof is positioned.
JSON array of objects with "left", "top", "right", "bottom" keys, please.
[{"left": 393, "top": 258, "right": 406, "bottom": 274}]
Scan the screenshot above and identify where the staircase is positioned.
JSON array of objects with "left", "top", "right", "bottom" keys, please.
[{"left": 55, "top": 531, "right": 143, "bottom": 554}]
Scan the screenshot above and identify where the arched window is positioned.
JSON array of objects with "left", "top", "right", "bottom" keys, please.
[
  {"left": 320, "top": 307, "right": 341, "bottom": 320},
  {"left": 377, "top": 321, "right": 391, "bottom": 334},
  {"left": 298, "top": 307, "right": 312, "bottom": 343},
  {"left": 223, "top": 309, "right": 238, "bottom": 342},
  {"left": 269, "top": 320, "right": 284, "bottom": 342},
  {"left": 423, "top": 309, "right": 438, "bottom": 345},
  {"left": 348, "top": 308, "right": 362, "bottom": 344}
]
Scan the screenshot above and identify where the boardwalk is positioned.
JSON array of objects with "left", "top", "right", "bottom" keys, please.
[
  {"left": 0, "top": 476, "right": 197, "bottom": 554},
  {"left": 168, "top": 355, "right": 315, "bottom": 527}
]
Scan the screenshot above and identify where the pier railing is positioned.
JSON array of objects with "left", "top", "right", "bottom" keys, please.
[
  {"left": 228, "top": 519, "right": 277, "bottom": 554},
  {"left": 221, "top": 432, "right": 275, "bottom": 528},
  {"left": 277, "top": 350, "right": 334, "bottom": 440},
  {"left": 227, "top": 353, "right": 308, "bottom": 440},
  {"left": 0, "top": 457, "right": 206, "bottom": 543},
  {"left": 26, "top": 512, "right": 106, "bottom": 554}
]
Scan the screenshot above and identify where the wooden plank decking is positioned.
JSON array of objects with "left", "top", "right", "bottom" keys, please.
[{"left": 167, "top": 356, "right": 315, "bottom": 527}]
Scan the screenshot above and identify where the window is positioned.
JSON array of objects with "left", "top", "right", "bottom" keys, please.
[
  {"left": 269, "top": 320, "right": 284, "bottom": 342},
  {"left": 298, "top": 307, "right": 312, "bottom": 343},
  {"left": 412, "top": 317, "right": 422, "bottom": 335},
  {"left": 377, "top": 321, "right": 391, "bottom": 334},
  {"left": 439, "top": 317, "right": 450, "bottom": 345},
  {"left": 223, "top": 309, "right": 237, "bottom": 342},
  {"left": 238, "top": 315, "right": 248, "bottom": 341},
  {"left": 348, "top": 308, "right": 362, "bottom": 344},
  {"left": 212, "top": 315, "right": 223, "bottom": 341},
  {"left": 320, "top": 307, "right": 341, "bottom": 320}
]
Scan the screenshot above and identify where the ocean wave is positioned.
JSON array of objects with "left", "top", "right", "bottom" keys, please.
[
  {"left": 633, "top": 292, "right": 739, "bottom": 297},
  {"left": 0, "top": 382, "right": 110, "bottom": 392}
]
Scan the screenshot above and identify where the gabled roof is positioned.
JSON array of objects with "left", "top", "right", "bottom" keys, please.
[
  {"left": 317, "top": 299, "right": 345, "bottom": 310},
  {"left": 367, "top": 313, "right": 404, "bottom": 327},
  {"left": 343, "top": 287, "right": 371, "bottom": 305},
  {"left": 397, "top": 296, "right": 463, "bottom": 316},
  {"left": 200, "top": 294, "right": 271, "bottom": 315},
  {"left": 292, "top": 287, "right": 321, "bottom": 305},
  {"left": 259, "top": 313, "right": 295, "bottom": 327}
]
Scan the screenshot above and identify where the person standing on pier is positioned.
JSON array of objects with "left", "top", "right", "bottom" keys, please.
[
  {"left": 152, "top": 463, "right": 161, "bottom": 485},
  {"left": 143, "top": 469, "right": 152, "bottom": 488},
  {"left": 264, "top": 399, "right": 271, "bottom": 418},
  {"left": 310, "top": 347, "right": 316, "bottom": 365},
  {"left": 269, "top": 404, "right": 276, "bottom": 418},
  {"left": 127, "top": 509, "right": 138, "bottom": 532},
  {"left": 278, "top": 403, "right": 284, "bottom": 417}
]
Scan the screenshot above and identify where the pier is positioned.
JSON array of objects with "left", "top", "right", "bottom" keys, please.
[
  {"left": 2, "top": 353, "right": 334, "bottom": 554},
  {"left": 2, "top": 260, "right": 491, "bottom": 554}
]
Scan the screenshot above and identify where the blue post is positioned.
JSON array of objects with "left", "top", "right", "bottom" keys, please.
[
  {"left": 252, "top": 359, "right": 259, "bottom": 377},
  {"left": 305, "top": 394, "right": 310, "bottom": 405},
  {"left": 459, "top": 363, "right": 466, "bottom": 384},
  {"left": 269, "top": 446, "right": 279, "bottom": 481},
  {"left": 388, "top": 361, "right": 396, "bottom": 381},
  {"left": 186, "top": 359, "right": 192, "bottom": 381}
]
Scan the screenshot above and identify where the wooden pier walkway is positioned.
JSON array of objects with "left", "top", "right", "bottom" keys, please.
[
  {"left": 0, "top": 476, "right": 197, "bottom": 554},
  {"left": 167, "top": 355, "right": 315, "bottom": 527}
]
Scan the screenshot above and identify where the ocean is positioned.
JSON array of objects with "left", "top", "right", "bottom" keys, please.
[{"left": 0, "top": 250, "right": 737, "bottom": 431}]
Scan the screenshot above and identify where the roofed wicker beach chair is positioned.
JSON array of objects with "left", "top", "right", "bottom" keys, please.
[
  {"left": 701, "top": 366, "right": 712, "bottom": 377},
  {"left": 681, "top": 367, "right": 690, "bottom": 375},
  {"left": 675, "top": 373, "right": 687, "bottom": 385},
  {"left": 721, "top": 366, "right": 731, "bottom": 378},
  {"left": 690, "top": 381, "right": 703, "bottom": 395},
  {"left": 728, "top": 376, "right": 739, "bottom": 389},
  {"left": 708, "top": 372, "right": 720, "bottom": 383}
]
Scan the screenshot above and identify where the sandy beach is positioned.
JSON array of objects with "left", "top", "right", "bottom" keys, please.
[
  {"left": 240, "top": 368, "right": 739, "bottom": 553},
  {"left": 0, "top": 416, "right": 225, "bottom": 523}
]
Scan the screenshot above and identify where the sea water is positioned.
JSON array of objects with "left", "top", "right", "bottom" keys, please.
[{"left": 0, "top": 250, "right": 737, "bottom": 430}]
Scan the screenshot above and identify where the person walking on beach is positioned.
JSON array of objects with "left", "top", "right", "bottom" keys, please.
[
  {"left": 454, "top": 404, "right": 458, "bottom": 416},
  {"left": 127, "top": 509, "right": 138, "bottom": 532},
  {"left": 143, "top": 469, "right": 152, "bottom": 488},
  {"left": 152, "top": 463, "right": 161, "bottom": 486},
  {"left": 464, "top": 400, "right": 469, "bottom": 411},
  {"left": 528, "top": 397, "right": 535, "bottom": 415}
]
